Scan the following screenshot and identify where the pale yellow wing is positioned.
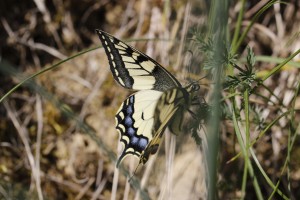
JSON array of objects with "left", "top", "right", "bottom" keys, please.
[
  {"left": 139, "top": 87, "right": 187, "bottom": 164},
  {"left": 115, "top": 90, "right": 162, "bottom": 166},
  {"left": 96, "top": 30, "right": 181, "bottom": 91}
]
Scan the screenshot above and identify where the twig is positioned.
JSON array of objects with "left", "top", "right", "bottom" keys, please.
[
  {"left": 0, "top": 184, "right": 9, "bottom": 200},
  {"left": 1, "top": 18, "right": 67, "bottom": 60},
  {"left": 111, "top": 142, "right": 121, "bottom": 200},
  {"left": 174, "top": 3, "right": 191, "bottom": 71},
  {"left": 273, "top": 3, "right": 285, "bottom": 39},
  {"left": 33, "top": 0, "right": 64, "bottom": 50},
  {"left": 75, "top": 177, "right": 95, "bottom": 200},
  {"left": 244, "top": 0, "right": 269, "bottom": 18},
  {"left": 96, "top": 160, "right": 104, "bottom": 187},
  {"left": 35, "top": 95, "right": 44, "bottom": 200},
  {"left": 91, "top": 177, "right": 107, "bottom": 200},
  {"left": 134, "top": 152, "right": 157, "bottom": 200},
  {"left": 45, "top": 173, "right": 96, "bottom": 198},
  {"left": 4, "top": 100, "right": 43, "bottom": 200}
]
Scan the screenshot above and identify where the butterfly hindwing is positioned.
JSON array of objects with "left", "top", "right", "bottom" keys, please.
[
  {"left": 115, "top": 87, "right": 188, "bottom": 165},
  {"left": 96, "top": 29, "right": 181, "bottom": 91},
  {"left": 115, "top": 90, "right": 163, "bottom": 166}
]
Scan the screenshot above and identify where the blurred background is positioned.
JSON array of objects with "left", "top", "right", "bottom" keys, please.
[{"left": 0, "top": 0, "right": 300, "bottom": 199}]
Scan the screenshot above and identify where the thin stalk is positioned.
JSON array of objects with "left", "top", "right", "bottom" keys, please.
[
  {"left": 227, "top": 110, "right": 290, "bottom": 163},
  {"left": 0, "top": 46, "right": 98, "bottom": 103},
  {"left": 231, "top": 0, "right": 246, "bottom": 51},
  {"left": 232, "top": 0, "right": 280, "bottom": 54},
  {"left": 206, "top": 1, "right": 229, "bottom": 199},
  {"left": 250, "top": 148, "right": 289, "bottom": 200},
  {"left": 232, "top": 102, "right": 263, "bottom": 199},
  {"left": 240, "top": 89, "right": 250, "bottom": 199},
  {"left": 261, "top": 49, "right": 300, "bottom": 82}
]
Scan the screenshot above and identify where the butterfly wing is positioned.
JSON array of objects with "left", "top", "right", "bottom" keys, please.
[
  {"left": 139, "top": 87, "right": 188, "bottom": 164},
  {"left": 115, "top": 90, "right": 163, "bottom": 166},
  {"left": 96, "top": 29, "right": 181, "bottom": 91},
  {"left": 115, "top": 87, "right": 188, "bottom": 166}
]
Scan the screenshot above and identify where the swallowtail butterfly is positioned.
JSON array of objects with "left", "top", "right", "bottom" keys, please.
[{"left": 96, "top": 29, "right": 200, "bottom": 168}]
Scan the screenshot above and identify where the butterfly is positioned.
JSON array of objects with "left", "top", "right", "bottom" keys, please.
[{"left": 96, "top": 29, "right": 200, "bottom": 168}]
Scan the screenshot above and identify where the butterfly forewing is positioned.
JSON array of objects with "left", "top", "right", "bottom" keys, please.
[{"left": 96, "top": 29, "right": 181, "bottom": 91}]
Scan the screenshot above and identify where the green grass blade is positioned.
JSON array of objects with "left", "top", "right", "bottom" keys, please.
[
  {"left": 261, "top": 49, "right": 300, "bottom": 82},
  {"left": 232, "top": 0, "right": 281, "bottom": 54},
  {"left": 0, "top": 46, "right": 99, "bottom": 103}
]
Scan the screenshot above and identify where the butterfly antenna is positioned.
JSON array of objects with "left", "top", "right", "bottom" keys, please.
[
  {"left": 185, "top": 74, "right": 209, "bottom": 89},
  {"left": 196, "top": 74, "right": 209, "bottom": 83}
]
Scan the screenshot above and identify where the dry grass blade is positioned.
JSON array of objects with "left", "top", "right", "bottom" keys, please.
[{"left": 4, "top": 100, "right": 43, "bottom": 200}]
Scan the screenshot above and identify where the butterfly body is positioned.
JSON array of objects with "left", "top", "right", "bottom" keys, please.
[{"left": 96, "top": 29, "right": 199, "bottom": 167}]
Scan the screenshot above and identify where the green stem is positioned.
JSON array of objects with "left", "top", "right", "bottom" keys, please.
[
  {"left": 232, "top": 0, "right": 280, "bottom": 54},
  {"left": 231, "top": 0, "right": 246, "bottom": 50},
  {"left": 261, "top": 49, "right": 300, "bottom": 82},
  {"left": 240, "top": 89, "right": 250, "bottom": 199}
]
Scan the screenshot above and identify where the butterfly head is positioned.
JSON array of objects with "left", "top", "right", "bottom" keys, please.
[
  {"left": 186, "top": 82, "right": 200, "bottom": 93},
  {"left": 185, "top": 82, "right": 200, "bottom": 105}
]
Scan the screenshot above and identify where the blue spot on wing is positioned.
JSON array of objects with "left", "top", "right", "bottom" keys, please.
[
  {"left": 130, "top": 136, "right": 148, "bottom": 151},
  {"left": 127, "top": 127, "right": 135, "bottom": 136},
  {"left": 131, "top": 136, "right": 139, "bottom": 145},
  {"left": 127, "top": 106, "right": 133, "bottom": 114},
  {"left": 129, "top": 95, "right": 134, "bottom": 104},
  {"left": 124, "top": 116, "right": 133, "bottom": 126},
  {"left": 116, "top": 94, "right": 150, "bottom": 166}
]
